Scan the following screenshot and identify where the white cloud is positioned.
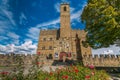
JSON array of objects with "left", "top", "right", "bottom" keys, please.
[
  {"left": 0, "top": 40, "right": 37, "bottom": 54},
  {"left": 24, "top": 41, "right": 37, "bottom": 51},
  {"left": 36, "top": 18, "right": 60, "bottom": 28},
  {"left": 14, "top": 40, "right": 20, "bottom": 45},
  {"left": 19, "top": 12, "right": 27, "bottom": 25},
  {"left": 0, "top": 36, "right": 8, "bottom": 40},
  {"left": 26, "top": 27, "right": 40, "bottom": 40},
  {"left": 92, "top": 45, "right": 120, "bottom": 55},
  {"left": 71, "top": 10, "right": 81, "bottom": 22},
  {"left": 71, "top": 2, "right": 87, "bottom": 22},
  {"left": 6, "top": 32, "right": 20, "bottom": 45},
  {"left": 0, "top": 0, "right": 17, "bottom": 39},
  {"left": 0, "top": 0, "right": 36, "bottom": 54},
  {"left": 70, "top": 7, "right": 75, "bottom": 13},
  {"left": 0, "top": 0, "right": 16, "bottom": 27},
  {"left": 7, "top": 32, "right": 19, "bottom": 40},
  {"left": 54, "top": 3, "right": 60, "bottom": 12},
  {"left": 1, "top": 9, "right": 16, "bottom": 26}
]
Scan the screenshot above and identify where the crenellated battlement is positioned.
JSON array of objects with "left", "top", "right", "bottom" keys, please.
[
  {"left": 82, "top": 54, "right": 120, "bottom": 67},
  {"left": 61, "top": 3, "right": 69, "bottom": 5},
  {"left": 0, "top": 53, "right": 120, "bottom": 67},
  {"left": 0, "top": 53, "right": 36, "bottom": 67}
]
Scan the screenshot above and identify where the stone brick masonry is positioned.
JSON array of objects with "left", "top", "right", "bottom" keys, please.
[{"left": 0, "top": 53, "right": 119, "bottom": 67}]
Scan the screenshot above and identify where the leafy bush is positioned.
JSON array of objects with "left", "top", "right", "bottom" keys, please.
[
  {"left": 0, "top": 64, "right": 110, "bottom": 80},
  {"left": 0, "top": 54, "right": 110, "bottom": 80}
]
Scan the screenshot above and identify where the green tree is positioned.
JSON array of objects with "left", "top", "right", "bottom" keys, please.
[{"left": 81, "top": 0, "right": 120, "bottom": 48}]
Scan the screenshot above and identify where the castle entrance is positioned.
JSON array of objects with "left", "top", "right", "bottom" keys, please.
[
  {"left": 59, "top": 52, "right": 72, "bottom": 62},
  {"left": 59, "top": 52, "right": 67, "bottom": 61}
]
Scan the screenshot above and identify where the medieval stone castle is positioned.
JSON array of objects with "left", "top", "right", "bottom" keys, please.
[
  {"left": 0, "top": 3, "right": 120, "bottom": 67},
  {"left": 36, "top": 3, "right": 120, "bottom": 67},
  {"left": 37, "top": 3, "right": 91, "bottom": 60}
]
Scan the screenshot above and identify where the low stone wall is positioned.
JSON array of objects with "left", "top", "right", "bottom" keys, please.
[
  {"left": 0, "top": 54, "right": 120, "bottom": 67},
  {"left": 82, "top": 54, "right": 120, "bottom": 67},
  {"left": 0, "top": 54, "right": 36, "bottom": 67}
]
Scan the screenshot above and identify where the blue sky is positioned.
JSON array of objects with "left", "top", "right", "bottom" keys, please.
[{"left": 0, "top": 0, "right": 119, "bottom": 54}]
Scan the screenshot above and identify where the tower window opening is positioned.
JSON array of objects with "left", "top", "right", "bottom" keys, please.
[{"left": 64, "top": 6, "right": 67, "bottom": 11}]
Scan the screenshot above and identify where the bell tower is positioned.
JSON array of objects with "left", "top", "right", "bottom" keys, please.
[{"left": 60, "top": 3, "right": 71, "bottom": 38}]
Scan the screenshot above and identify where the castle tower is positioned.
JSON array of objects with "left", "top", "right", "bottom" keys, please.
[
  {"left": 60, "top": 3, "right": 71, "bottom": 38},
  {"left": 37, "top": 3, "right": 92, "bottom": 64}
]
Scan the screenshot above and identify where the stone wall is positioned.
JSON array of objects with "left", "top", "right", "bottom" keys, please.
[
  {"left": 0, "top": 54, "right": 36, "bottom": 67},
  {"left": 82, "top": 54, "right": 120, "bottom": 67},
  {"left": 0, "top": 53, "right": 120, "bottom": 67}
]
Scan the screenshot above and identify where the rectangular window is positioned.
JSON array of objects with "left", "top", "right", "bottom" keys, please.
[
  {"left": 50, "top": 38, "right": 52, "bottom": 41},
  {"left": 42, "top": 46, "right": 45, "bottom": 50},
  {"left": 43, "top": 38, "right": 46, "bottom": 41},
  {"left": 49, "top": 46, "right": 52, "bottom": 50},
  {"left": 59, "top": 42, "right": 62, "bottom": 44}
]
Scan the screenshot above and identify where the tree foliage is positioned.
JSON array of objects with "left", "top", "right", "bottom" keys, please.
[{"left": 81, "top": 0, "right": 120, "bottom": 48}]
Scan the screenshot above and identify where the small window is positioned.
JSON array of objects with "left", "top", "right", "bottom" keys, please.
[
  {"left": 59, "top": 42, "right": 62, "bottom": 44},
  {"left": 42, "top": 46, "right": 45, "bottom": 50},
  {"left": 50, "top": 38, "right": 52, "bottom": 41},
  {"left": 49, "top": 54, "right": 53, "bottom": 59},
  {"left": 82, "top": 41, "right": 88, "bottom": 48},
  {"left": 43, "top": 38, "right": 46, "bottom": 41},
  {"left": 64, "top": 6, "right": 67, "bottom": 11},
  {"left": 49, "top": 46, "right": 52, "bottom": 50}
]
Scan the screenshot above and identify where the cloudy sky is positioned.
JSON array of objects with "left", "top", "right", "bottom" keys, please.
[{"left": 0, "top": 0, "right": 119, "bottom": 54}]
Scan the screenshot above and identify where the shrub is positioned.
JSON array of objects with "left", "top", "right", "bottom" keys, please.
[{"left": 0, "top": 64, "right": 110, "bottom": 80}]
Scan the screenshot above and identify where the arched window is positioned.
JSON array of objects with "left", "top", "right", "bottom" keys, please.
[{"left": 64, "top": 6, "right": 67, "bottom": 11}]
